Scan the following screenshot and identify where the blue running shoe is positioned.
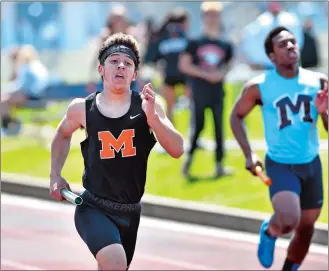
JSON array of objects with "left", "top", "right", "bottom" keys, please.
[{"left": 258, "top": 219, "right": 277, "bottom": 268}]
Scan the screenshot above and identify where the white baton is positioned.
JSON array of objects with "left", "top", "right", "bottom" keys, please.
[{"left": 60, "top": 189, "right": 83, "bottom": 205}]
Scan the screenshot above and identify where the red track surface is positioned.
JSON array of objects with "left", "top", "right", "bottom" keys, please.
[{"left": 1, "top": 194, "right": 328, "bottom": 270}]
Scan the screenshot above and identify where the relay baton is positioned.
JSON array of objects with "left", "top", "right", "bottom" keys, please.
[
  {"left": 255, "top": 166, "right": 272, "bottom": 186},
  {"left": 60, "top": 188, "right": 83, "bottom": 205}
]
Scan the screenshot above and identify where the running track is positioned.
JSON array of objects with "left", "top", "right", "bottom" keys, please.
[{"left": 1, "top": 193, "right": 328, "bottom": 270}]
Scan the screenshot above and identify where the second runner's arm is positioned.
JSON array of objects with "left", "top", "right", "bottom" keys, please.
[{"left": 230, "top": 81, "right": 263, "bottom": 172}]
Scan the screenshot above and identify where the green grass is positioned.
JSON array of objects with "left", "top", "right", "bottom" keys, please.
[
  {"left": 11, "top": 100, "right": 69, "bottom": 128},
  {"left": 2, "top": 82, "right": 328, "bottom": 223},
  {"left": 2, "top": 138, "right": 328, "bottom": 223}
]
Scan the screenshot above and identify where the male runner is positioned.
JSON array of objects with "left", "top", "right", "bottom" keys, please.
[
  {"left": 230, "top": 26, "right": 327, "bottom": 270},
  {"left": 49, "top": 33, "right": 184, "bottom": 270}
]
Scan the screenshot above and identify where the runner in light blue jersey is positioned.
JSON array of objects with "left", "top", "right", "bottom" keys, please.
[
  {"left": 230, "top": 26, "right": 328, "bottom": 271},
  {"left": 258, "top": 67, "right": 322, "bottom": 164}
]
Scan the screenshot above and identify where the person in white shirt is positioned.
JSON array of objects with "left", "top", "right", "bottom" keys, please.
[{"left": 241, "top": 2, "right": 304, "bottom": 70}]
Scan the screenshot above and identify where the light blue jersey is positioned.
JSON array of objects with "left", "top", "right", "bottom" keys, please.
[{"left": 257, "top": 68, "right": 322, "bottom": 164}]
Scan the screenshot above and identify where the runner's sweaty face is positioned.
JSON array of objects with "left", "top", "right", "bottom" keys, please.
[
  {"left": 98, "top": 52, "right": 137, "bottom": 93},
  {"left": 270, "top": 31, "right": 299, "bottom": 67}
]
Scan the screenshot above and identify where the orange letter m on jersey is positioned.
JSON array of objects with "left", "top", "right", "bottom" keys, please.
[{"left": 98, "top": 129, "right": 136, "bottom": 159}]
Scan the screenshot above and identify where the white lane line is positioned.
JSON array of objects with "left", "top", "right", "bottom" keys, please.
[
  {"left": 2, "top": 193, "right": 328, "bottom": 256},
  {"left": 138, "top": 253, "right": 217, "bottom": 270},
  {"left": 140, "top": 216, "right": 328, "bottom": 255},
  {"left": 1, "top": 260, "right": 46, "bottom": 270},
  {"left": 1, "top": 194, "right": 68, "bottom": 212}
]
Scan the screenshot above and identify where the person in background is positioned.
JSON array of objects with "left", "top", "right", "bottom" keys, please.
[
  {"left": 1, "top": 44, "right": 49, "bottom": 132},
  {"left": 7, "top": 45, "right": 21, "bottom": 81},
  {"left": 300, "top": 18, "right": 319, "bottom": 69},
  {"left": 241, "top": 1, "right": 304, "bottom": 70},
  {"left": 144, "top": 7, "right": 190, "bottom": 123},
  {"left": 87, "top": 4, "right": 133, "bottom": 93},
  {"left": 179, "top": 1, "right": 234, "bottom": 178}
]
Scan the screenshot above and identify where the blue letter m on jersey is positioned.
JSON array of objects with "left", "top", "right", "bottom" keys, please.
[{"left": 275, "top": 94, "right": 313, "bottom": 129}]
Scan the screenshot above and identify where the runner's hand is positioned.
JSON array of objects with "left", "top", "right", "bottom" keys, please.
[
  {"left": 315, "top": 82, "right": 328, "bottom": 114},
  {"left": 49, "top": 175, "right": 71, "bottom": 201},
  {"left": 245, "top": 153, "right": 264, "bottom": 176}
]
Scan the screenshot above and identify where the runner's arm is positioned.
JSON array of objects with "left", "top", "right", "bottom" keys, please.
[
  {"left": 230, "top": 82, "right": 262, "bottom": 158},
  {"left": 149, "top": 98, "right": 184, "bottom": 158},
  {"left": 50, "top": 99, "right": 85, "bottom": 178}
]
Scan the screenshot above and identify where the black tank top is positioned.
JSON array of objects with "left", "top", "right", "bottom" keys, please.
[{"left": 80, "top": 91, "right": 157, "bottom": 203}]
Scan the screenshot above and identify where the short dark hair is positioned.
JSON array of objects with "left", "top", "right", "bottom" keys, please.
[
  {"left": 98, "top": 32, "right": 140, "bottom": 70},
  {"left": 264, "top": 26, "right": 293, "bottom": 56}
]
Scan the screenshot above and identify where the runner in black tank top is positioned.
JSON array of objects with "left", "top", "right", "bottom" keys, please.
[
  {"left": 81, "top": 90, "right": 156, "bottom": 203},
  {"left": 75, "top": 90, "right": 156, "bottom": 269},
  {"left": 49, "top": 33, "right": 184, "bottom": 270}
]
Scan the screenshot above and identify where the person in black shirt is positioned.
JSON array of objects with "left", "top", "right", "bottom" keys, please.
[
  {"left": 300, "top": 18, "right": 319, "bottom": 69},
  {"left": 86, "top": 4, "right": 138, "bottom": 94},
  {"left": 179, "top": 1, "right": 234, "bottom": 178},
  {"left": 49, "top": 33, "right": 184, "bottom": 270},
  {"left": 144, "top": 7, "right": 190, "bottom": 123}
]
